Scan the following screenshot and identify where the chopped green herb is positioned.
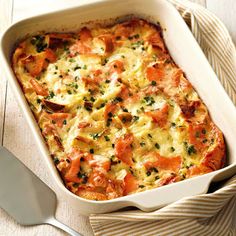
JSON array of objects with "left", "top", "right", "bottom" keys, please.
[
  {"left": 36, "top": 98, "right": 41, "bottom": 104},
  {"left": 48, "top": 91, "right": 55, "bottom": 99},
  {"left": 53, "top": 157, "right": 60, "bottom": 165},
  {"left": 114, "top": 97, "right": 123, "bottom": 103},
  {"left": 104, "top": 136, "right": 110, "bottom": 141},
  {"left": 170, "top": 147, "right": 175, "bottom": 152},
  {"left": 202, "top": 129, "right": 206, "bottom": 134},
  {"left": 108, "top": 112, "right": 113, "bottom": 117},
  {"left": 89, "top": 148, "right": 94, "bottom": 154},
  {"left": 69, "top": 58, "right": 75, "bottom": 63},
  {"left": 90, "top": 97, "right": 95, "bottom": 102},
  {"left": 98, "top": 103, "right": 106, "bottom": 109},
  {"left": 31, "top": 35, "right": 47, "bottom": 52},
  {"left": 84, "top": 101, "right": 93, "bottom": 111},
  {"left": 203, "top": 139, "right": 208, "bottom": 143},
  {"left": 151, "top": 81, "right": 157, "bottom": 86},
  {"left": 72, "top": 183, "right": 79, "bottom": 188},
  {"left": 83, "top": 65, "right": 87, "bottom": 70},
  {"left": 112, "top": 143, "right": 115, "bottom": 148},
  {"left": 187, "top": 145, "right": 197, "bottom": 155},
  {"left": 171, "top": 122, "right": 176, "bottom": 127},
  {"left": 140, "top": 106, "right": 145, "bottom": 112},
  {"left": 133, "top": 116, "right": 139, "bottom": 122},
  {"left": 63, "top": 120, "right": 67, "bottom": 125},
  {"left": 143, "top": 96, "right": 155, "bottom": 106},
  {"left": 105, "top": 79, "right": 110, "bottom": 83},
  {"left": 106, "top": 118, "right": 112, "bottom": 127},
  {"left": 140, "top": 142, "right": 146, "bottom": 147},
  {"left": 146, "top": 171, "right": 151, "bottom": 176},
  {"left": 148, "top": 134, "right": 152, "bottom": 138},
  {"left": 67, "top": 90, "right": 72, "bottom": 94},
  {"left": 77, "top": 172, "right": 88, "bottom": 183},
  {"left": 74, "top": 65, "right": 81, "bottom": 70},
  {"left": 139, "top": 185, "right": 145, "bottom": 188},
  {"left": 131, "top": 40, "right": 144, "bottom": 48},
  {"left": 155, "top": 143, "right": 160, "bottom": 149},
  {"left": 91, "top": 133, "right": 99, "bottom": 140},
  {"left": 150, "top": 167, "right": 158, "bottom": 173}
]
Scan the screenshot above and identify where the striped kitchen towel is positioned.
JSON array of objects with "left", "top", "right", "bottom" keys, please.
[{"left": 89, "top": 0, "right": 236, "bottom": 235}]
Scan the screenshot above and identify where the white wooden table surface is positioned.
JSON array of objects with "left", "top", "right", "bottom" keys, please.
[{"left": 0, "top": 0, "right": 235, "bottom": 235}]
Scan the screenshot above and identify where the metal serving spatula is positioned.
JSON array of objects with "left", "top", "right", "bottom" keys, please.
[{"left": 0, "top": 146, "right": 82, "bottom": 236}]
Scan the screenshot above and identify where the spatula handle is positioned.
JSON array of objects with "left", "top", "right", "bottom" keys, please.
[{"left": 47, "top": 217, "right": 83, "bottom": 236}]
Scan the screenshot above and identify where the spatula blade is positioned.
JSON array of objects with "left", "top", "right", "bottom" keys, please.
[{"left": 0, "top": 146, "right": 56, "bottom": 225}]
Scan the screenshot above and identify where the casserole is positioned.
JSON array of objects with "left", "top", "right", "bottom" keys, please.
[
  {"left": 1, "top": 0, "right": 236, "bottom": 214},
  {"left": 11, "top": 18, "right": 226, "bottom": 200}
]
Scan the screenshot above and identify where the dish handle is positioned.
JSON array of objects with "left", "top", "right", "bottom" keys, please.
[{"left": 126, "top": 174, "right": 215, "bottom": 212}]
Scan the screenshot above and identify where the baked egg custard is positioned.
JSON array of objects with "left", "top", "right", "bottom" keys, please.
[{"left": 12, "top": 19, "right": 225, "bottom": 200}]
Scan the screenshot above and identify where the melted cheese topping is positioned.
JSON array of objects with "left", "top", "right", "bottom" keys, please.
[{"left": 12, "top": 19, "right": 225, "bottom": 201}]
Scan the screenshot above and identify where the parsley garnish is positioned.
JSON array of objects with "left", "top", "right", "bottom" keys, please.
[
  {"left": 187, "top": 145, "right": 197, "bottom": 155},
  {"left": 155, "top": 143, "right": 160, "bottom": 149},
  {"left": 143, "top": 96, "right": 155, "bottom": 106}
]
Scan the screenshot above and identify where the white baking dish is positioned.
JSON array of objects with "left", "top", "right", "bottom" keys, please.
[{"left": 1, "top": 0, "right": 236, "bottom": 215}]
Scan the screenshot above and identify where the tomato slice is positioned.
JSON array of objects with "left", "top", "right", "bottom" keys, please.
[
  {"left": 25, "top": 54, "right": 45, "bottom": 77},
  {"left": 146, "top": 63, "right": 165, "bottom": 83},
  {"left": 69, "top": 41, "right": 91, "bottom": 56},
  {"left": 124, "top": 173, "right": 138, "bottom": 195},
  {"left": 49, "top": 113, "right": 71, "bottom": 128},
  {"left": 97, "top": 34, "right": 114, "bottom": 53},
  {"left": 29, "top": 78, "right": 48, "bottom": 96},
  {"left": 188, "top": 123, "right": 208, "bottom": 151},
  {"left": 76, "top": 188, "right": 107, "bottom": 201},
  {"left": 158, "top": 174, "right": 179, "bottom": 186},
  {"left": 44, "top": 48, "right": 57, "bottom": 63},
  {"left": 144, "top": 153, "right": 182, "bottom": 172},
  {"left": 23, "top": 48, "right": 56, "bottom": 76},
  {"left": 106, "top": 180, "right": 124, "bottom": 199},
  {"left": 78, "top": 122, "right": 91, "bottom": 129},
  {"left": 79, "top": 27, "right": 92, "bottom": 42},
  {"left": 88, "top": 171, "right": 108, "bottom": 188},
  {"left": 147, "top": 32, "right": 166, "bottom": 52},
  {"left": 115, "top": 133, "right": 134, "bottom": 166},
  {"left": 65, "top": 151, "right": 83, "bottom": 183},
  {"left": 108, "top": 60, "right": 124, "bottom": 74},
  {"left": 202, "top": 145, "right": 225, "bottom": 171},
  {"left": 146, "top": 104, "right": 169, "bottom": 128},
  {"left": 104, "top": 102, "right": 118, "bottom": 121}
]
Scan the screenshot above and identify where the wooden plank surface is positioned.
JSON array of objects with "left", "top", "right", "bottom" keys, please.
[
  {"left": 0, "top": 0, "right": 235, "bottom": 235},
  {"left": 0, "top": 0, "right": 13, "bottom": 144}
]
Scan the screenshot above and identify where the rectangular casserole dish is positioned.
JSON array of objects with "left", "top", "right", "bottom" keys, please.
[{"left": 1, "top": 0, "right": 236, "bottom": 215}]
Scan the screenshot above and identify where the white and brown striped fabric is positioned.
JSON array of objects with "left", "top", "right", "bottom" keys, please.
[{"left": 89, "top": 0, "right": 236, "bottom": 235}]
